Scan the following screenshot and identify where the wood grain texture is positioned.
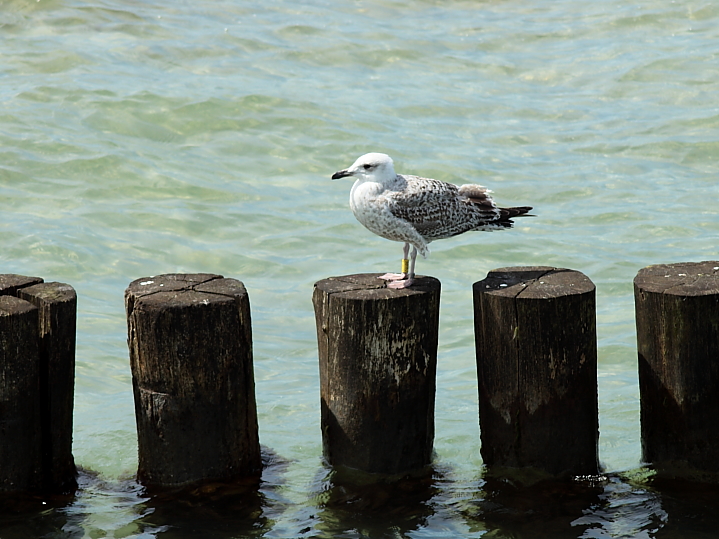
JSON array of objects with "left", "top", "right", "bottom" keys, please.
[
  {"left": 634, "top": 262, "right": 719, "bottom": 479},
  {"left": 0, "top": 295, "right": 41, "bottom": 492},
  {"left": 126, "top": 273, "right": 261, "bottom": 488},
  {"left": 18, "top": 282, "right": 78, "bottom": 494},
  {"left": 313, "top": 274, "right": 440, "bottom": 474},
  {"left": 473, "top": 267, "right": 598, "bottom": 478}
]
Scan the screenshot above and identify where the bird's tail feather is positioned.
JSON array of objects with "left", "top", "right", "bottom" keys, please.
[{"left": 500, "top": 206, "right": 533, "bottom": 220}]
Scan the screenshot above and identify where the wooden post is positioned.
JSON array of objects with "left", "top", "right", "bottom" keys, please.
[
  {"left": 0, "top": 274, "right": 43, "bottom": 296},
  {"left": 312, "top": 273, "right": 440, "bottom": 475},
  {"left": 0, "top": 296, "right": 41, "bottom": 492},
  {"left": 0, "top": 275, "right": 77, "bottom": 494},
  {"left": 126, "top": 273, "right": 261, "bottom": 488},
  {"left": 473, "top": 267, "right": 598, "bottom": 479},
  {"left": 18, "top": 282, "right": 78, "bottom": 493},
  {"left": 634, "top": 262, "right": 719, "bottom": 480}
]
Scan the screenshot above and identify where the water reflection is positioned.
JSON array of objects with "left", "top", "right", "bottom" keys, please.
[
  {"left": 458, "top": 469, "right": 689, "bottom": 539},
  {"left": 462, "top": 472, "right": 606, "bottom": 539},
  {"left": 134, "top": 447, "right": 287, "bottom": 538},
  {"left": 9, "top": 461, "right": 719, "bottom": 537},
  {"left": 0, "top": 448, "right": 289, "bottom": 539},
  {"left": 0, "top": 484, "right": 81, "bottom": 539},
  {"left": 310, "top": 463, "right": 441, "bottom": 538},
  {"left": 641, "top": 474, "right": 719, "bottom": 539},
  {"left": 571, "top": 474, "right": 666, "bottom": 539},
  {"left": 137, "top": 478, "right": 268, "bottom": 538}
]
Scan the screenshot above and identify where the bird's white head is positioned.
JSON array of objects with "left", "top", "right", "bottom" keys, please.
[{"left": 331, "top": 153, "right": 396, "bottom": 184}]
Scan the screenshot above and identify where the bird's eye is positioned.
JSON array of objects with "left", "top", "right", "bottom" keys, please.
[{"left": 363, "top": 164, "right": 372, "bottom": 170}]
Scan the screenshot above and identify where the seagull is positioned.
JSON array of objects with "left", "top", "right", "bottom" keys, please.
[{"left": 331, "top": 153, "right": 532, "bottom": 289}]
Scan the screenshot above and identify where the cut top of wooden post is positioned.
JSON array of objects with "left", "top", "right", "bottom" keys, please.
[
  {"left": 0, "top": 294, "right": 38, "bottom": 319},
  {"left": 18, "top": 282, "right": 77, "bottom": 311},
  {"left": 0, "top": 274, "right": 44, "bottom": 297},
  {"left": 474, "top": 266, "right": 595, "bottom": 299},
  {"left": 125, "top": 273, "right": 252, "bottom": 393},
  {"left": 634, "top": 262, "right": 719, "bottom": 296},
  {"left": 125, "top": 273, "right": 237, "bottom": 300},
  {"left": 314, "top": 273, "right": 440, "bottom": 299}
]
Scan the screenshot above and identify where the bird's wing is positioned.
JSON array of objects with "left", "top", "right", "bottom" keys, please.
[
  {"left": 387, "top": 176, "right": 507, "bottom": 238},
  {"left": 386, "top": 175, "right": 460, "bottom": 232}
]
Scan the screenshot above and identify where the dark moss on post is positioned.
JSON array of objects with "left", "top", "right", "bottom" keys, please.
[
  {"left": 473, "top": 267, "right": 599, "bottom": 479},
  {"left": 313, "top": 273, "right": 440, "bottom": 475},
  {"left": 126, "top": 273, "right": 261, "bottom": 488},
  {"left": 634, "top": 262, "right": 719, "bottom": 481}
]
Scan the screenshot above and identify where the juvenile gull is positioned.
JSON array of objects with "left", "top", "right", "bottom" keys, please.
[{"left": 332, "top": 152, "right": 532, "bottom": 289}]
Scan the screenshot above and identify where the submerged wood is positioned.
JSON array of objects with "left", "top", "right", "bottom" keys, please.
[
  {"left": 313, "top": 273, "right": 440, "bottom": 475},
  {"left": 473, "top": 266, "right": 599, "bottom": 479},
  {"left": 126, "top": 273, "right": 261, "bottom": 488}
]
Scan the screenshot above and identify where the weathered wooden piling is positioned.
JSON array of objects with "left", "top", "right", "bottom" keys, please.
[
  {"left": 312, "top": 273, "right": 440, "bottom": 475},
  {"left": 0, "top": 274, "right": 43, "bottom": 296},
  {"left": 18, "top": 282, "right": 78, "bottom": 494},
  {"left": 634, "top": 262, "right": 719, "bottom": 480},
  {"left": 473, "top": 267, "right": 599, "bottom": 479},
  {"left": 0, "top": 274, "right": 77, "bottom": 494},
  {"left": 0, "top": 295, "right": 42, "bottom": 493},
  {"left": 126, "top": 273, "right": 261, "bottom": 488}
]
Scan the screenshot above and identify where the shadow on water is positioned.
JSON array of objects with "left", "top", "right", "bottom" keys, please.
[
  {"left": 133, "top": 446, "right": 289, "bottom": 538},
  {"left": 0, "top": 447, "right": 288, "bottom": 539},
  {"left": 9, "top": 459, "right": 719, "bottom": 537},
  {"left": 634, "top": 471, "right": 719, "bottom": 539},
  {"left": 457, "top": 467, "right": 719, "bottom": 538},
  {"left": 135, "top": 478, "right": 267, "bottom": 538},
  {"left": 0, "top": 484, "right": 81, "bottom": 539},
  {"left": 461, "top": 471, "right": 608, "bottom": 539},
  {"left": 307, "top": 463, "right": 441, "bottom": 538},
  {"left": 572, "top": 468, "right": 719, "bottom": 539},
  {"left": 459, "top": 467, "right": 719, "bottom": 539}
]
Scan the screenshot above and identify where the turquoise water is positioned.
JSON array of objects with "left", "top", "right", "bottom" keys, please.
[{"left": 2, "top": 0, "right": 719, "bottom": 536}]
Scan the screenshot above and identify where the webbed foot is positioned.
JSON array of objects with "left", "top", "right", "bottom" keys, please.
[
  {"left": 379, "top": 272, "right": 407, "bottom": 281},
  {"left": 387, "top": 277, "right": 414, "bottom": 289}
]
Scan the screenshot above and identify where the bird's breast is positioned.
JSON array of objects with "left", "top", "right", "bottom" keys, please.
[
  {"left": 349, "top": 180, "right": 399, "bottom": 234},
  {"left": 350, "top": 180, "right": 385, "bottom": 214}
]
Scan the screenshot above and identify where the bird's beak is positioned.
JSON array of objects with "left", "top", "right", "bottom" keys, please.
[{"left": 331, "top": 169, "right": 353, "bottom": 180}]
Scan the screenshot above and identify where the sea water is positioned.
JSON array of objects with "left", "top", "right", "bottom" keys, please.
[{"left": 2, "top": 0, "right": 719, "bottom": 537}]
